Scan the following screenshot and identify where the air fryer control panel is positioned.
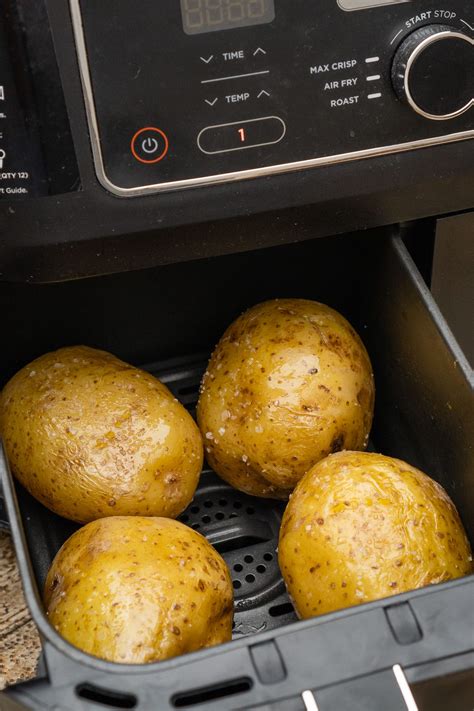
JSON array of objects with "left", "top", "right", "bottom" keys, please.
[{"left": 72, "top": 0, "right": 474, "bottom": 196}]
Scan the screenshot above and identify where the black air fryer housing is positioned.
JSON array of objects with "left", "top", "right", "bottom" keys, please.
[{"left": 0, "top": 0, "right": 473, "bottom": 709}]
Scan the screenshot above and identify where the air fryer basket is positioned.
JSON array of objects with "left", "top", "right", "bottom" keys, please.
[{"left": 1, "top": 232, "right": 473, "bottom": 710}]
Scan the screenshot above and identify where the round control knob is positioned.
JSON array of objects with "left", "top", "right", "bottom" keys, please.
[{"left": 392, "top": 24, "right": 474, "bottom": 120}]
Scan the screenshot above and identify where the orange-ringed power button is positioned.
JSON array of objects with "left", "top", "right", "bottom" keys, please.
[{"left": 131, "top": 127, "right": 169, "bottom": 164}]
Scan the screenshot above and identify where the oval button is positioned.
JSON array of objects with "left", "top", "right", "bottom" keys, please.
[{"left": 197, "top": 116, "right": 286, "bottom": 155}]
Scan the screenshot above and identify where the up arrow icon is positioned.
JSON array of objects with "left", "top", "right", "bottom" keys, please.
[
  {"left": 257, "top": 90, "right": 270, "bottom": 98},
  {"left": 253, "top": 47, "right": 266, "bottom": 56}
]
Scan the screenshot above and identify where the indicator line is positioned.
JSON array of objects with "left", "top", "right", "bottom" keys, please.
[
  {"left": 201, "top": 70, "right": 270, "bottom": 84},
  {"left": 393, "top": 665, "right": 419, "bottom": 711},
  {"left": 366, "top": 74, "right": 381, "bottom": 81},
  {"left": 368, "top": 92, "right": 382, "bottom": 99},
  {"left": 302, "top": 690, "right": 320, "bottom": 711},
  {"left": 460, "top": 18, "right": 474, "bottom": 31},
  {"left": 390, "top": 29, "right": 404, "bottom": 45},
  {"left": 365, "top": 56, "right": 380, "bottom": 63}
]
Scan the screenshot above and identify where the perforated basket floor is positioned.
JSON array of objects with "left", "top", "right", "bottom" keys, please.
[{"left": 150, "top": 353, "right": 298, "bottom": 638}]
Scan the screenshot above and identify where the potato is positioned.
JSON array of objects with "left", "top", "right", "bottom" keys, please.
[
  {"left": 0, "top": 346, "right": 203, "bottom": 522},
  {"left": 279, "top": 451, "right": 472, "bottom": 618},
  {"left": 197, "top": 299, "right": 374, "bottom": 499},
  {"left": 44, "top": 517, "right": 233, "bottom": 663}
]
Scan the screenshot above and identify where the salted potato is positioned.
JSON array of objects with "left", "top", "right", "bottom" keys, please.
[
  {"left": 0, "top": 346, "right": 203, "bottom": 522},
  {"left": 279, "top": 451, "right": 472, "bottom": 618},
  {"left": 44, "top": 517, "right": 233, "bottom": 663},
  {"left": 197, "top": 299, "right": 374, "bottom": 498}
]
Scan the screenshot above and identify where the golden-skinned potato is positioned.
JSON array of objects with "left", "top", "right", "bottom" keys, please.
[
  {"left": 44, "top": 517, "right": 233, "bottom": 663},
  {"left": 0, "top": 346, "right": 203, "bottom": 522},
  {"left": 197, "top": 299, "right": 374, "bottom": 499},
  {"left": 279, "top": 451, "right": 472, "bottom": 618}
]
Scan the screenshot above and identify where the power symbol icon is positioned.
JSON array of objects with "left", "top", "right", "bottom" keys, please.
[
  {"left": 141, "top": 137, "right": 159, "bottom": 154},
  {"left": 131, "top": 127, "right": 169, "bottom": 164}
]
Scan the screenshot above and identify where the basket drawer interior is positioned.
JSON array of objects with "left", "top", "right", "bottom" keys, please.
[{"left": 1, "top": 230, "right": 472, "bottom": 710}]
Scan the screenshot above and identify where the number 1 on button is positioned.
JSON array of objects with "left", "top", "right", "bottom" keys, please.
[{"left": 238, "top": 128, "right": 246, "bottom": 142}]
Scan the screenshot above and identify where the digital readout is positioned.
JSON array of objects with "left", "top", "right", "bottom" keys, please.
[{"left": 181, "top": 0, "right": 275, "bottom": 35}]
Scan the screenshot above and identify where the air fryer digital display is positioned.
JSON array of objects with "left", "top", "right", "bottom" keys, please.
[{"left": 180, "top": 0, "right": 275, "bottom": 34}]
